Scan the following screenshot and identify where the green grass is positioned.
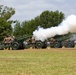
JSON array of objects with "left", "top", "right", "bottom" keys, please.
[{"left": 0, "top": 49, "right": 76, "bottom": 75}]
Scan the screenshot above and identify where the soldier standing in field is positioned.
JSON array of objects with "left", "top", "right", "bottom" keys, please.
[
  {"left": 31, "top": 37, "right": 36, "bottom": 49},
  {"left": 4, "top": 35, "right": 14, "bottom": 50},
  {"left": 50, "top": 37, "right": 55, "bottom": 43}
]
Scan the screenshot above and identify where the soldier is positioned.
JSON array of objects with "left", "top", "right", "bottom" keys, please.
[
  {"left": 23, "top": 40, "right": 28, "bottom": 46},
  {"left": 31, "top": 37, "right": 36, "bottom": 49},
  {"left": 11, "top": 35, "right": 15, "bottom": 41},
  {"left": 32, "top": 37, "right": 35, "bottom": 43},
  {"left": 23, "top": 37, "right": 31, "bottom": 49},
  {"left": 23, "top": 37, "right": 31, "bottom": 46},
  {"left": 50, "top": 37, "right": 55, "bottom": 43},
  {"left": 4, "top": 35, "right": 14, "bottom": 50},
  {"left": 26, "top": 38, "right": 31, "bottom": 44}
]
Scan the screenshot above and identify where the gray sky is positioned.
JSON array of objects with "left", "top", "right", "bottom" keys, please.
[{"left": 1, "top": 0, "right": 76, "bottom": 21}]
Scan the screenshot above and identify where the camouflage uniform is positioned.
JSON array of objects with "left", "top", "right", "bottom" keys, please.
[
  {"left": 4, "top": 35, "right": 13, "bottom": 49},
  {"left": 50, "top": 38, "right": 55, "bottom": 43},
  {"left": 23, "top": 38, "right": 31, "bottom": 49},
  {"left": 31, "top": 37, "right": 35, "bottom": 49}
]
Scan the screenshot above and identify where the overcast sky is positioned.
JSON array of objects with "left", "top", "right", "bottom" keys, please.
[{"left": 1, "top": 0, "right": 76, "bottom": 22}]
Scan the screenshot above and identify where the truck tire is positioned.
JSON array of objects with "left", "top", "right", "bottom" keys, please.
[
  {"left": 35, "top": 41, "right": 43, "bottom": 49},
  {"left": 12, "top": 42, "right": 19, "bottom": 50}
]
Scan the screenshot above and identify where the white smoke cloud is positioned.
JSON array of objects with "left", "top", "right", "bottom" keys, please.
[{"left": 33, "top": 15, "right": 76, "bottom": 41}]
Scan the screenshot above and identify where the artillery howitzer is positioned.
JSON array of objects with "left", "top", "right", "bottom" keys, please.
[
  {"left": 11, "top": 35, "right": 47, "bottom": 49},
  {"left": 49, "top": 34, "right": 75, "bottom": 48},
  {"left": 11, "top": 35, "right": 32, "bottom": 50},
  {"left": 0, "top": 33, "right": 75, "bottom": 50},
  {"left": 0, "top": 35, "right": 47, "bottom": 50},
  {"left": 0, "top": 35, "right": 32, "bottom": 50}
]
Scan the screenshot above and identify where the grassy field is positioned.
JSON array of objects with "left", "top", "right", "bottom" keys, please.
[{"left": 0, "top": 48, "right": 76, "bottom": 75}]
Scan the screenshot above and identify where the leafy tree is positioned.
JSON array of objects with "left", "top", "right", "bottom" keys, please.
[
  {"left": 13, "top": 10, "right": 64, "bottom": 36},
  {"left": 0, "top": 5, "right": 15, "bottom": 41},
  {"left": 39, "top": 10, "right": 64, "bottom": 28},
  {"left": 21, "top": 20, "right": 36, "bottom": 35},
  {"left": 13, "top": 21, "right": 23, "bottom": 37}
]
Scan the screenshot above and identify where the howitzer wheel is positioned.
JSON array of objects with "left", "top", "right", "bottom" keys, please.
[
  {"left": 12, "top": 42, "right": 19, "bottom": 50},
  {"left": 35, "top": 41, "right": 43, "bottom": 49},
  {"left": 64, "top": 41, "right": 75, "bottom": 48},
  {"left": 52, "top": 41, "right": 62, "bottom": 48}
]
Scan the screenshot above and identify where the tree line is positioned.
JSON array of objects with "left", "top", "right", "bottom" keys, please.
[
  {"left": 0, "top": 5, "right": 15, "bottom": 41},
  {"left": 13, "top": 10, "right": 64, "bottom": 37},
  {"left": 0, "top": 5, "right": 65, "bottom": 41}
]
